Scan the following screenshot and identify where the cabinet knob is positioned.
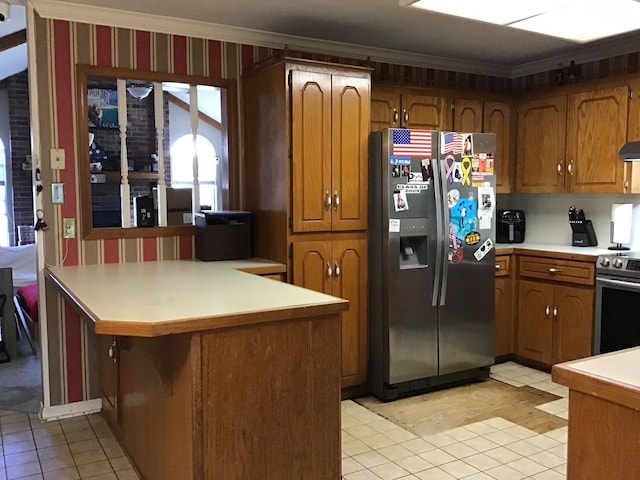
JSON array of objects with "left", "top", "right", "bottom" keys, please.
[
  {"left": 334, "top": 262, "right": 340, "bottom": 279},
  {"left": 326, "top": 262, "right": 332, "bottom": 279},
  {"left": 495, "top": 264, "right": 501, "bottom": 270},
  {"left": 548, "top": 268, "right": 562, "bottom": 273},
  {"left": 403, "top": 109, "right": 409, "bottom": 125},
  {"left": 325, "top": 190, "right": 332, "bottom": 210},
  {"left": 545, "top": 305, "right": 551, "bottom": 317},
  {"left": 393, "top": 108, "right": 399, "bottom": 125},
  {"left": 334, "top": 190, "right": 340, "bottom": 210},
  {"left": 567, "top": 161, "right": 574, "bottom": 176},
  {"left": 557, "top": 163, "right": 562, "bottom": 175},
  {"left": 553, "top": 306, "right": 558, "bottom": 319}
]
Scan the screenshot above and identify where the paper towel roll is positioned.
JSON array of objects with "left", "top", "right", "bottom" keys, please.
[{"left": 611, "top": 203, "right": 633, "bottom": 245}]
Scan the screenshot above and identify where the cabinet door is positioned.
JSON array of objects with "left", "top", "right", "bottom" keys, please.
[
  {"left": 515, "top": 96, "right": 567, "bottom": 193},
  {"left": 99, "top": 335, "right": 119, "bottom": 426},
  {"left": 453, "top": 99, "right": 483, "bottom": 132},
  {"left": 517, "top": 280, "right": 554, "bottom": 363},
  {"left": 495, "top": 275, "right": 513, "bottom": 358},
  {"left": 401, "top": 94, "right": 449, "bottom": 130},
  {"left": 552, "top": 285, "right": 594, "bottom": 364},
  {"left": 331, "top": 75, "right": 369, "bottom": 232},
  {"left": 291, "top": 70, "right": 332, "bottom": 233},
  {"left": 292, "top": 241, "right": 333, "bottom": 294},
  {"left": 332, "top": 239, "right": 368, "bottom": 388},
  {"left": 484, "top": 101, "right": 513, "bottom": 194},
  {"left": 566, "top": 86, "right": 629, "bottom": 193},
  {"left": 371, "top": 90, "right": 401, "bottom": 131}
]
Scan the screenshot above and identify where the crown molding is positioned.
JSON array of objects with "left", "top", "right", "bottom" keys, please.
[
  {"left": 511, "top": 33, "right": 640, "bottom": 78},
  {"left": 29, "top": 0, "right": 511, "bottom": 78}
]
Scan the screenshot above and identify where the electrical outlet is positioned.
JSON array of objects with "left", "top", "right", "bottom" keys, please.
[
  {"left": 50, "top": 148, "right": 66, "bottom": 170},
  {"left": 63, "top": 218, "right": 76, "bottom": 239}
]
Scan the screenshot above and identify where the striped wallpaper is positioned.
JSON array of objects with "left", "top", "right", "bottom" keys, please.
[{"left": 35, "top": 15, "right": 241, "bottom": 405}]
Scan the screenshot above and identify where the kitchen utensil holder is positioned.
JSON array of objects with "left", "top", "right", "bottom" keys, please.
[{"left": 571, "top": 220, "right": 598, "bottom": 247}]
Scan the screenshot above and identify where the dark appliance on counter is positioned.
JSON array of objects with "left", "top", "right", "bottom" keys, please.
[
  {"left": 369, "top": 129, "right": 496, "bottom": 401},
  {"left": 496, "top": 210, "right": 525, "bottom": 243},
  {"left": 569, "top": 206, "right": 598, "bottom": 247},
  {"left": 194, "top": 211, "right": 252, "bottom": 261},
  {"left": 595, "top": 252, "right": 640, "bottom": 354},
  {"left": 134, "top": 196, "right": 155, "bottom": 227}
]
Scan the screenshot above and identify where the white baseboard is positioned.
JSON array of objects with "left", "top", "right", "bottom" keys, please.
[{"left": 39, "top": 398, "right": 102, "bottom": 422}]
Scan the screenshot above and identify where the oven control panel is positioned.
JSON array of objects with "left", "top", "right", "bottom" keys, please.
[{"left": 597, "top": 254, "right": 640, "bottom": 273}]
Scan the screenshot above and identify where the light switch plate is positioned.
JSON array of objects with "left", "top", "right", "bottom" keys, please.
[
  {"left": 50, "top": 148, "right": 65, "bottom": 170},
  {"left": 51, "top": 183, "right": 64, "bottom": 204}
]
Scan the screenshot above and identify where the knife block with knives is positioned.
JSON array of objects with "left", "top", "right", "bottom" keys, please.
[{"left": 569, "top": 206, "right": 598, "bottom": 247}]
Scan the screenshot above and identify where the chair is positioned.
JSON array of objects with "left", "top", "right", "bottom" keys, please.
[{"left": 0, "top": 244, "right": 38, "bottom": 358}]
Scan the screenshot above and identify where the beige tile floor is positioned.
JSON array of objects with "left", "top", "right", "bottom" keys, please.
[
  {"left": 0, "top": 361, "right": 564, "bottom": 480},
  {"left": 0, "top": 411, "right": 139, "bottom": 480},
  {"left": 341, "top": 362, "right": 569, "bottom": 480}
]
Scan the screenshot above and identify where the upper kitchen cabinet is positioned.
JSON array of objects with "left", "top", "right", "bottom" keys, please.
[
  {"left": 452, "top": 98, "right": 514, "bottom": 193},
  {"left": 516, "top": 81, "right": 634, "bottom": 194},
  {"left": 452, "top": 98, "right": 483, "bottom": 132},
  {"left": 515, "top": 96, "right": 567, "bottom": 194},
  {"left": 291, "top": 71, "right": 370, "bottom": 233},
  {"left": 370, "top": 86, "right": 450, "bottom": 132}
]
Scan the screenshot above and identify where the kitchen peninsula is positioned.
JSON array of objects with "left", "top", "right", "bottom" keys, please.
[
  {"left": 46, "top": 259, "right": 348, "bottom": 480},
  {"left": 552, "top": 348, "right": 640, "bottom": 480}
]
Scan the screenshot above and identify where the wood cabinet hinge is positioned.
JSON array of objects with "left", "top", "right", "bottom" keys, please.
[
  {"left": 288, "top": 70, "right": 292, "bottom": 90},
  {"left": 288, "top": 243, "right": 293, "bottom": 259},
  {"left": 450, "top": 103, "right": 456, "bottom": 110},
  {"left": 288, "top": 217, "right": 292, "bottom": 229}
]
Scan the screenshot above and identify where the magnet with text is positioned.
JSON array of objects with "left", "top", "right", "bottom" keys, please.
[
  {"left": 473, "top": 238, "right": 494, "bottom": 261},
  {"left": 390, "top": 157, "right": 412, "bottom": 166},
  {"left": 464, "top": 231, "right": 481, "bottom": 246}
]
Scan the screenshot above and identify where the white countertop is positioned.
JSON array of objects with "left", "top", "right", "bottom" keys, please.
[
  {"left": 46, "top": 259, "right": 347, "bottom": 336},
  {"left": 495, "top": 242, "right": 612, "bottom": 256},
  {"left": 561, "top": 347, "right": 640, "bottom": 390}
]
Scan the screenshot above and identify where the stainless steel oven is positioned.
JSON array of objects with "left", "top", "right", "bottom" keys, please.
[{"left": 595, "top": 253, "right": 640, "bottom": 354}]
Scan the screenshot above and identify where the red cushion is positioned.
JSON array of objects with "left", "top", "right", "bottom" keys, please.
[{"left": 17, "top": 283, "right": 39, "bottom": 322}]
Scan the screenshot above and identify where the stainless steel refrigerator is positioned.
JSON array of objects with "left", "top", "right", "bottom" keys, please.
[{"left": 369, "top": 128, "right": 496, "bottom": 400}]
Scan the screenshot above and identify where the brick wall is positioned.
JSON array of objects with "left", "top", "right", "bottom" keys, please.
[{"left": 7, "top": 70, "right": 33, "bottom": 246}]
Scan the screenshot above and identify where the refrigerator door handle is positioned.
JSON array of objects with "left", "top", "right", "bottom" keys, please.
[
  {"left": 431, "top": 158, "right": 444, "bottom": 307},
  {"left": 439, "top": 158, "right": 451, "bottom": 307}
]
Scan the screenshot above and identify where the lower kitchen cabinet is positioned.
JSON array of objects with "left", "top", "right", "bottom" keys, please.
[
  {"left": 99, "top": 335, "right": 119, "bottom": 430},
  {"left": 517, "top": 279, "right": 593, "bottom": 365},
  {"left": 292, "top": 239, "right": 368, "bottom": 389},
  {"left": 494, "top": 255, "right": 514, "bottom": 358}
]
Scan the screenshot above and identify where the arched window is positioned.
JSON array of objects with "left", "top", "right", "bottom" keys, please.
[
  {"left": 170, "top": 134, "right": 218, "bottom": 210},
  {"left": 0, "top": 138, "right": 9, "bottom": 246}
]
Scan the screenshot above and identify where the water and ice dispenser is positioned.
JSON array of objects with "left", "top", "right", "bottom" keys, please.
[{"left": 398, "top": 218, "right": 428, "bottom": 269}]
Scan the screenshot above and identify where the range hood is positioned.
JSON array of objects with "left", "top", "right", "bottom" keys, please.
[{"left": 619, "top": 141, "right": 640, "bottom": 161}]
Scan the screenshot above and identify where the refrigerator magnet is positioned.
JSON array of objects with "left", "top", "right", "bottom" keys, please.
[
  {"left": 478, "top": 214, "right": 491, "bottom": 230},
  {"left": 448, "top": 248, "right": 463, "bottom": 263},
  {"left": 447, "top": 189, "right": 460, "bottom": 208},
  {"left": 463, "top": 134, "right": 473, "bottom": 156},
  {"left": 408, "top": 171, "right": 424, "bottom": 183},
  {"left": 389, "top": 219, "right": 400, "bottom": 233},
  {"left": 421, "top": 159, "right": 433, "bottom": 181},
  {"left": 473, "top": 238, "right": 494, "bottom": 261},
  {"left": 394, "top": 191, "right": 409, "bottom": 212},
  {"left": 478, "top": 186, "right": 495, "bottom": 217},
  {"left": 464, "top": 231, "right": 481, "bottom": 246},
  {"left": 453, "top": 162, "right": 463, "bottom": 183}
]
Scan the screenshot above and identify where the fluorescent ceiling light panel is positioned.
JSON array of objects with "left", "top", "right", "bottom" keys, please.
[
  {"left": 402, "top": 0, "right": 577, "bottom": 25},
  {"left": 510, "top": 0, "right": 640, "bottom": 43},
  {"left": 402, "top": 0, "right": 640, "bottom": 43}
]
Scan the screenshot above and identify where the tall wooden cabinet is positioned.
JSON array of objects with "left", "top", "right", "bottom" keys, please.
[{"left": 243, "top": 58, "right": 371, "bottom": 391}]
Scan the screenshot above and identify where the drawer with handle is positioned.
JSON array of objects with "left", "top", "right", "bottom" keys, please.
[
  {"left": 495, "top": 255, "right": 510, "bottom": 277},
  {"left": 519, "top": 255, "right": 594, "bottom": 286}
]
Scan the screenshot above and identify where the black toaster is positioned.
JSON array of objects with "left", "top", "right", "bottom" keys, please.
[{"left": 496, "top": 210, "right": 526, "bottom": 243}]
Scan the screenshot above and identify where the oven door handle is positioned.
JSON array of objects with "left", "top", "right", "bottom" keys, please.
[{"left": 598, "top": 277, "right": 640, "bottom": 292}]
